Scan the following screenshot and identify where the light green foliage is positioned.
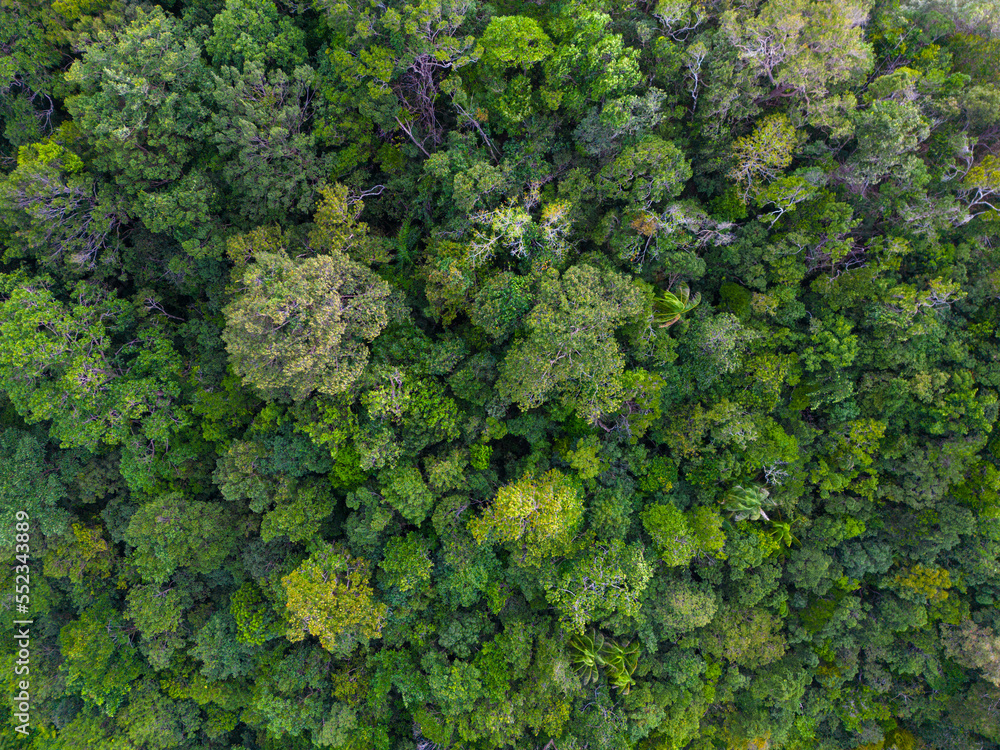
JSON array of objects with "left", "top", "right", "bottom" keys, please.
[
  {"left": 380, "top": 532, "right": 434, "bottom": 592},
  {"left": 466, "top": 194, "right": 574, "bottom": 266},
  {"left": 729, "top": 114, "right": 799, "bottom": 202},
  {"left": 60, "top": 600, "right": 145, "bottom": 715},
  {"left": 801, "top": 314, "right": 859, "bottom": 372},
  {"left": 222, "top": 228, "right": 390, "bottom": 401},
  {"left": 497, "top": 264, "right": 647, "bottom": 423},
  {"left": 962, "top": 153, "right": 1000, "bottom": 217},
  {"left": 206, "top": 0, "right": 306, "bottom": 71},
  {"left": 480, "top": 16, "right": 553, "bottom": 69},
  {"left": 125, "top": 584, "right": 184, "bottom": 637},
  {"left": 602, "top": 639, "right": 639, "bottom": 695},
  {"left": 891, "top": 562, "right": 952, "bottom": 604},
  {"left": 722, "top": 0, "right": 873, "bottom": 101},
  {"left": 543, "top": 9, "right": 643, "bottom": 116},
  {"left": 647, "top": 579, "right": 718, "bottom": 638},
  {"left": 230, "top": 582, "right": 283, "bottom": 646},
  {"left": 469, "top": 469, "right": 583, "bottom": 565},
  {"left": 642, "top": 502, "right": 728, "bottom": 565},
  {"left": 43, "top": 522, "right": 115, "bottom": 583},
  {"left": 642, "top": 502, "right": 697, "bottom": 566},
  {"left": 709, "top": 607, "right": 787, "bottom": 669},
  {"left": 721, "top": 485, "right": 776, "bottom": 522},
  {"left": 543, "top": 540, "right": 653, "bottom": 634},
  {"left": 281, "top": 544, "right": 387, "bottom": 655},
  {"left": 689, "top": 506, "right": 727, "bottom": 559},
  {"left": 563, "top": 435, "right": 604, "bottom": 480},
  {"left": 568, "top": 629, "right": 606, "bottom": 685},
  {"left": 474, "top": 16, "right": 554, "bottom": 128},
  {"left": 0, "top": 133, "right": 117, "bottom": 269},
  {"left": 653, "top": 284, "right": 701, "bottom": 327},
  {"left": 0, "top": 274, "right": 185, "bottom": 450}
]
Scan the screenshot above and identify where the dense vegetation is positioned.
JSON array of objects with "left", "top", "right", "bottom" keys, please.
[{"left": 2, "top": 0, "right": 1000, "bottom": 747}]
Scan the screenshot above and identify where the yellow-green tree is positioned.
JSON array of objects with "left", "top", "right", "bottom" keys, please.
[
  {"left": 729, "top": 114, "right": 799, "bottom": 202},
  {"left": 469, "top": 469, "right": 583, "bottom": 566},
  {"left": 281, "top": 544, "right": 387, "bottom": 656}
]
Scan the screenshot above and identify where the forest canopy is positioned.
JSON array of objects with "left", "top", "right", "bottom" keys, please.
[{"left": 2, "top": 0, "right": 1000, "bottom": 748}]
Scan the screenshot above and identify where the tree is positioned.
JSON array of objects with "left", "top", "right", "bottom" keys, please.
[
  {"left": 64, "top": 5, "right": 216, "bottom": 253},
  {"left": 210, "top": 64, "right": 330, "bottom": 225},
  {"left": 721, "top": 485, "right": 777, "bottom": 522},
  {"left": 961, "top": 154, "right": 1000, "bottom": 217},
  {"left": 542, "top": 539, "right": 653, "bottom": 634},
  {"left": 641, "top": 502, "right": 697, "bottom": 566},
  {"left": 496, "top": 264, "right": 648, "bottom": 423},
  {"left": 221, "top": 226, "right": 390, "bottom": 401},
  {"left": 653, "top": 284, "right": 701, "bottom": 327},
  {"left": 943, "top": 617, "right": 1000, "bottom": 686},
  {"left": 721, "top": 0, "right": 873, "bottom": 105},
  {"left": 708, "top": 606, "right": 787, "bottom": 669},
  {"left": 468, "top": 468, "right": 583, "bottom": 566},
  {"left": 599, "top": 136, "right": 693, "bottom": 210},
  {"left": 124, "top": 494, "right": 239, "bottom": 584},
  {"left": 848, "top": 99, "right": 930, "bottom": 190},
  {"left": 324, "top": 0, "right": 480, "bottom": 155},
  {"left": 59, "top": 599, "right": 145, "bottom": 715},
  {"left": 471, "top": 15, "right": 554, "bottom": 130},
  {"left": 281, "top": 544, "right": 387, "bottom": 656},
  {"left": 0, "top": 428, "right": 69, "bottom": 556},
  {"left": 0, "top": 135, "right": 120, "bottom": 270},
  {"left": 729, "top": 114, "right": 799, "bottom": 203},
  {"left": 0, "top": 273, "right": 186, "bottom": 451},
  {"left": 205, "top": 0, "right": 306, "bottom": 71},
  {"left": 379, "top": 532, "right": 434, "bottom": 593},
  {"left": 543, "top": 9, "right": 643, "bottom": 117}
]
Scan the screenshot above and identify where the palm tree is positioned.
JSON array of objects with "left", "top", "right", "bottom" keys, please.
[
  {"left": 721, "top": 485, "right": 777, "bottom": 522},
  {"left": 568, "top": 630, "right": 606, "bottom": 686},
  {"left": 653, "top": 284, "right": 701, "bottom": 328},
  {"left": 602, "top": 640, "right": 639, "bottom": 696}
]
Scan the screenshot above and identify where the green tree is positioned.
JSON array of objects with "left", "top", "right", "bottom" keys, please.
[
  {"left": 64, "top": 6, "right": 216, "bottom": 253},
  {"left": 0, "top": 134, "right": 119, "bottom": 270},
  {"left": 721, "top": 0, "right": 873, "bottom": 104},
  {"left": 0, "top": 273, "right": 185, "bottom": 451},
  {"left": 543, "top": 539, "right": 653, "bottom": 634},
  {"left": 728, "top": 114, "right": 799, "bottom": 203},
  {"left": 210, "top": 64, "right": 330, "bottom": 225},
  {"left": 641, "top": 502, "right": 697, "bottom": 567},
  {"left": 125, "top": 494, "right": 239, "bottom": 584},
  {"left": 60, "top": 600, "right": 145, "bottom": 715},
  {"left": 221, "top": 227, "right": 390, "bottom": 401},
  {"left": 206, "top": 0, "right": 306, "bottom": 71},
  {"left": 0, "top": 428, "right": 69, "bottom": 556},
  {"left": 497, "top": 264, "right": 648, "bottom": 423}
]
